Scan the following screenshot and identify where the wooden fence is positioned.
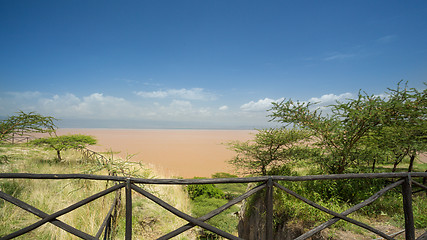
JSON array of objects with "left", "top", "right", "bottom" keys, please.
[
  {"left": 2, "top": 135, "right": 32, "bottom": 144},
  {"left": 0, "top": 172, "right": 426, "bottom": 240}
]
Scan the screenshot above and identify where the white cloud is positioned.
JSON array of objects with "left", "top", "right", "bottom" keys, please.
[
  {"left": 308, "top": 93, "right": 353, "bottom": 105},
  {"left": 1, "top": 91, "right": 360, "bottom": 129},
  {"left": 219, "top": 105, "right": 228, "bottom": 111},
  {"left": 170, "top": 99, "right": 192, "bottom": 109},
  {"left": 135, "top": 88, "right": 216, "bottom": 100},
  {"left": 37, "top": 93, "right": 142, "bottom": 119},
  {"left": 137, "top": 90, "right": 169, "bottom": 98},
  {"left": 240, "top": 98, "right": 284, "bottom": 112}
]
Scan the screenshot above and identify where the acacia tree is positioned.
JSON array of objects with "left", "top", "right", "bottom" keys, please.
[
  {"left": 31, "top": 134, "right": 97, "bottom": 161},
  {"left": 270, "top": 92, "right": 387, "bottom": 174},
  {"left": 0, "top": 111, "right": 57, "bottom": 142},
  {"left": 227, "top": 128, "right": 310, "bottom": 176},
  {"left": 269, "top": 81, "right": 426, "bottom": 174},
  {"left": 368, "top": 82, "right": 426, "bottom": 172}
]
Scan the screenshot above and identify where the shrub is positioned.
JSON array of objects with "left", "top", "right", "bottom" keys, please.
[{"left": 187, "top": 177, "right": 225, "bottom": 200}]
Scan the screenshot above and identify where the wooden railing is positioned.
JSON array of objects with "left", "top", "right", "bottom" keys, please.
[
  {"left": 2, "top": 135, "right": 32, "bottom": 144},
  {"left": 0, "top": 172, "right": 426, "bottom": 240}
]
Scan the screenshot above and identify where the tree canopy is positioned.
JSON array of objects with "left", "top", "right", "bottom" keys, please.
[
  {"left": 0, "top": 111, "right": 57, "bottom": 142},
  {"left": 31, "top": 134, "right": 97, "bottom": 161},
  {"left": 226, "top": 128, "right": 310, "bottom": 176},
  {"left": 269, "top": 81, "right": 426, "bottom": 174}
]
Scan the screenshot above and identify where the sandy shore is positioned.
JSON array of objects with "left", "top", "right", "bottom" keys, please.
[{"left": 56, "top": 129, "right": 255, "bottom": 178}]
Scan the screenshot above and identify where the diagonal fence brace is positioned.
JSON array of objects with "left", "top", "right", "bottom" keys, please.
[
  {"left": 273, "top": 182, "right": 393, "bottom": 239},
  {"left": 0, "top": 190, "right": 96, "bottom": 240},
  {"left": 0, "top": 183, "right": 125, "bottom": 240},
  {"left": 158, "top": 182, "right": 267, "bottom": 239},
  {"left": 295, "top": 179, "right": 405, "bottom": 240},
  {"left": 130, "top": 183, "right": 244, "bottom": 240}
]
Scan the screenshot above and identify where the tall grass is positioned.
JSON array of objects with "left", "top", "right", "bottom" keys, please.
[{"left": 0, "top": 144, "right": 194, "bottom": 239}]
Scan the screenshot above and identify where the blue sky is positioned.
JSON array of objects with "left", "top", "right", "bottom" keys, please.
[{"left": 1, "top": 1, "right": 426, "bottom": 129}]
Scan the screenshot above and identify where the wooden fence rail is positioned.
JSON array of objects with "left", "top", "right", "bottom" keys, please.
[
  {"left": 2, "top": 135, "right": 32, "bottom": 144},
  {"left": 0, "top": 172, "right": 426, "bottom": 240}
]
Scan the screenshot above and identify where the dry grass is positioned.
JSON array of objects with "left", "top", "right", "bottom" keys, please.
[{"left": 0, "top": 144, "right": 194, "bottom": 239}]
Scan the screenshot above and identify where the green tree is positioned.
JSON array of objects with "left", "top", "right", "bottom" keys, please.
[
  {"left": 0, "top": 111, "right": 57, "bottom": 142},
  {"left": 269, "top": 81, "right": 426, "bottom": 174},
  {"left": 227, "top": 128, "right": 310, "bottom": 176},
  {"left": 31, "top": 134, "right": 97, "bottom": 161},
  {"left": 367, "top": 82, "right": 427, "bottom": 172},
  {"left": 270, "top": 92, "right": 387, "bottom": 174}
]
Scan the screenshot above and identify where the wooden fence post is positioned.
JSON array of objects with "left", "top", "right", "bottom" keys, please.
[
  {"left": 266, "top": 177, "right": 273, "bottom": 240},
  {"left": 402, "top": 174, "right": 415, "bottom": 240},
  {"left": 125, "top": 178, "right": 132, "bottom": 240}
]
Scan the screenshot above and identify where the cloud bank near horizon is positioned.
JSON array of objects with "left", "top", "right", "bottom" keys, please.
[{"left": 0, "top": 89, "right": 356, "bottom": 129}]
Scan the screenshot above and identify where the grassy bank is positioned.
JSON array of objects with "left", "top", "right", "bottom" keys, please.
[{"left": 0, "top": 143, "right": 194, "bottom": 239}]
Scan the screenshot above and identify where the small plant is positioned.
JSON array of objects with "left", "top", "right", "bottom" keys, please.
[
  {"left": 0, "top": 155, "right": 9, "bottom": 164},
  {"left": 31, "top": 134, "right": 97, "bottom": 162}
]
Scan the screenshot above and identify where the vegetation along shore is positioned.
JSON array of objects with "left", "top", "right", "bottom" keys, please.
[{"left": 0, "top": 82, "right": 426, "bottom": 239}]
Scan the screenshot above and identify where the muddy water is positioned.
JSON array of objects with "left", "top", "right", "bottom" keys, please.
[{"left": 55, "top": 129, "right": 255, "bottom": 178}]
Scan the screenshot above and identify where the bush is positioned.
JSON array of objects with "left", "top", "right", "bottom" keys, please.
[{"left": 187, "top": 177, "right": 225, "bottom": 200}]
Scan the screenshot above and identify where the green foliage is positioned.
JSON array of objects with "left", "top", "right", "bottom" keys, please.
[
  {"left": 31, "top": 134, "right": 97, "bottom": 161},
  {"left": 191, "top": 196, "right": 239, "bottom": 238},
  {"left": 269, "top": 81, "right": 427, "bottom": 174},
  {"left": 85, "top": 151, "right": 151, "bottom": 178},
  {"left": 304, "top": 178, "right": 388, "bottom": 204},
  {"left": 366, "top": 82, "right": 427, "bottom": 172},
  {"left": 0, "top": 111, "right": 57, "bottom": 142},
  {"left": 227, "top": 128, "right": 310, "bottom": 176},
  {"left": 187, "top": 177, "right": 225, "bottom": 200},
  {"left": 211, "top": 172, "right": 248, "bottom": 200},
  {"left": 413, "top": 196, "right": 427, "bottom": 228}
]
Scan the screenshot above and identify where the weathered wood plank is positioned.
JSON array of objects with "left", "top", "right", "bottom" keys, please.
[
  {"left": 0, "top": 183, "right": 125, "bottom": 240},
  {"left": 273, "top": 182, "right": 394, "bottom": 239},
  {"left": 1, "top": 172, "right": 426, "bottom": 184},
  {"left": 1, "top": 172, "right": 425, "bottom": 239},
  {"left": 95, "top": 190, "right": 120, "bottom": 238},
  {"left": 412, "top": 179, "right": 427, "bottom": 191},
  {"left": 157, "top": 182, "right": 266, "bottom": 239},
  {"left": 265, "top": 178, "right": 273, "bottom": 240},
  {"left": 125, "top": 179, "right": 132, "bottom": 240},
  {"left": 402, "top": 175, "right": 415, "bottom": 240},
  {"left": 0, "top": 190, "right": 97, "bottom": 240},
  {"left": 131, "top": 184, "right": 243, "bottom": 240},
  {"left": 294, "top": 179, "right": 404, "bottom": 240}
]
